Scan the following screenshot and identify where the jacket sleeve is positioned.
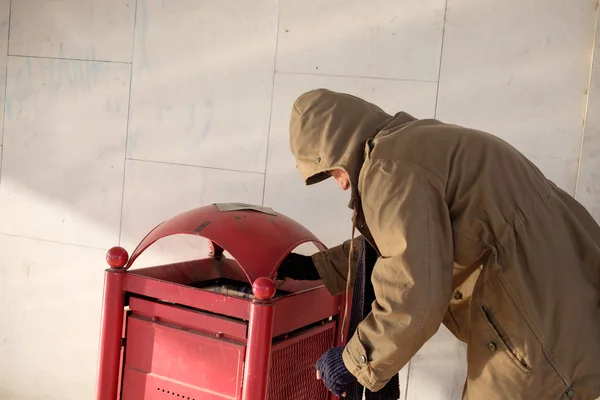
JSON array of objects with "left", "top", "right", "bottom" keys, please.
[
  {"left": 312, "top": 237, "right": 361, "bottom": 296},
  {"left": 342, "top": 158, "right": 454, "bottom": 392}
]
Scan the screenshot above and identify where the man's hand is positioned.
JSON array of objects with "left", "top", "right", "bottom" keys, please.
[
  {"left": 316, "top": 370, "right": 346, "bottom": 397},
  {"left": 315, "top": 346, "right": 356, "bottom": 397},
  {"left": 276, "top": 253, "right": 321, "bottom": 281}
]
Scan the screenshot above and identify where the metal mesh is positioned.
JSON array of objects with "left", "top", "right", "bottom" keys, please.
[{"left": 267, "top": 327, "right": 333, "bottom": 400}]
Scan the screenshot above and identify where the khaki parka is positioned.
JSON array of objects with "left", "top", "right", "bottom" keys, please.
[{"left": 289, "top": 89, "right": 600, "bottom": 400}]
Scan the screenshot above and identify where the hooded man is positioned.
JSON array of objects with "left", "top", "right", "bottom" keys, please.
[{"left": 276, "top": 89, "right": 600, "bottom": 400}]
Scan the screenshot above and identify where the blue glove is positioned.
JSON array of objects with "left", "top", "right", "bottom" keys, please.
[{"left": 316, "top": 346, "right": 357, "bottom": 396}]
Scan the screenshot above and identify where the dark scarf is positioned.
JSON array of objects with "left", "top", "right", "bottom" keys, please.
[{"left": 345, "top": 236, "right": 400, "bottom": 400}]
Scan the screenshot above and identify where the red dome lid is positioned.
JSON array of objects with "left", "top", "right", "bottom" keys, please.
[{"left": 115, "top": 203, "right": 326, "bottom": 283}]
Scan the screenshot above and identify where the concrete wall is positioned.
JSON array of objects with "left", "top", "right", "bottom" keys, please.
[{"left": 0, "top": 0, "right": 598, "bottom": 399}]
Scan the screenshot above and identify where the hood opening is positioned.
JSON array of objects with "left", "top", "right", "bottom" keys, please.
[{"left": 289, "top": 88, "right": 395, "bottom": 191}]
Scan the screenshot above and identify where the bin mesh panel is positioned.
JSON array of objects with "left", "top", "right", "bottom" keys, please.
[{"left": 267, "top": 327, "right": 333, "bottom": 400}]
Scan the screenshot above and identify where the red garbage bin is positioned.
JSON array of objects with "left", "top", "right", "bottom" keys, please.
[{"left": 95, "top": 203, "right": 350, "bottom": 400}]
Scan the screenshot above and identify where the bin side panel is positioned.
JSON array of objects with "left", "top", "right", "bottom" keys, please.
[
  {"left": 121, "top": 369, "right": 236, "bottom": 400},
  {"left": 123, "top": 274, "right": 250, "bottom": 320},
  {"left": 267, "top": 323, "right": 334, "bottom": 400},
  {"left": 123, "top": 316, "right": 244, "bottom": 398},
  {"left": 272, "top": 287, "right": 340, "bottom": 337},
  {"left": 128, "top": 296, "right": 247, "bottom": 342}
]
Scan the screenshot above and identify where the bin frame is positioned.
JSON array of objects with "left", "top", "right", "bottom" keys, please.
[{"left": 95, "top": 204, "right": 351, "bottom": 400}]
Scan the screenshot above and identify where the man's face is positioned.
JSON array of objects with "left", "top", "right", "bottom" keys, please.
[
  {"left": 295, "top": 164, "right": 350, "bottom": 191},
  {"left": 329, "top": 169, "right": 350, "bottom": 191}
]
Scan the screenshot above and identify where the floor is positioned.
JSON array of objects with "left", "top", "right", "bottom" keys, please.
[{"left": 0, "top": 0, "right": 598, "bottom": 399}]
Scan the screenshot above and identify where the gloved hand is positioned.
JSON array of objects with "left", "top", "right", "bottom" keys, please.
[
  {"left": 315, "top": 346, "right": 357, "bottom": 396},
  {"left": 276, "top": 253, "right": 321, "bottom": 281}
]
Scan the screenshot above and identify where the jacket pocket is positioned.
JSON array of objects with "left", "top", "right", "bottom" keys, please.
[{"left": 480, "top": 305, "right": 531, "bottom": 373}]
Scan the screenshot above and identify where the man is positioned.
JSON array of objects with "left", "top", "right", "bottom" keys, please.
[{"left": 276, "top": 89, "right": 600, "bottom": 399}]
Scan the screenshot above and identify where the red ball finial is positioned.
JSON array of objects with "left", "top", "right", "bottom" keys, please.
[
  {"left": 106, "top": 246, "right": 129, "bottom": 269},
  {"left": 252, "top": 277, "right": 276, "bottom": 300}
]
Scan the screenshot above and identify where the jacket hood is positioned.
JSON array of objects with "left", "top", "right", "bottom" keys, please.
[{"left": 289, "top": 89, "right": 395, "bottom": 194}]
